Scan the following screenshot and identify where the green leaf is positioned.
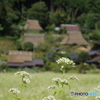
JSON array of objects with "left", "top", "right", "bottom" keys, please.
[
  {"left": 22, "top": 83, "right": 26, "bottom": 87},
  {"left": 54, "top": 90, "right": 62, "bottom": 95}
]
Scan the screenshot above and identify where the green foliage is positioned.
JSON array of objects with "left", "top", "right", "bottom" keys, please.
[
  {"left": 77, "top": 63, "right": 96, "bottom": 73},
  {"left": 46, "top": 24, "right": 55, "bottom": 32},
  {"left": 23, "top": 42, "right": 34, "bottom": 51},
  {"left": 36, "top": 43, "right": 50, "bottom": 53},
  {"left": 0, "top": 63, "right": 8, "bottom": 71},
  {"left": 84, "top": 14, "right": 95, "bottom": 29},
  {"left": 0, "top": 24, "right": 3, "bottom": 30},
  {"left": 78, "top": 52, "right": 91, "bottom": 62},
  {"left": 0, "top": 0, "right": 9, "bottom": 36},
  {"left": 44, "top": 62, "right": 60, "bottom": 72},
  {"left": 76, "top": 14, "right": 87, "bottom": 27},
  {"left": 0, "top": 40, "right": 16, "bottom": 54},
  {"left": 90, "top": 30, "right": 100, "bottom": 44},
  {"left": 89, "top": 30, "right": 100, "bottom": 49},
  {"left": 6, "top": 12, "right": 19, "bottom": 24},
  {"left": 50, "top": 11, "right": 68, "bottom": 26},
  {"left": 15, "top": 42, "right": 22, "bottom": 50},
  {"left": 0, "top": 54, "right": 8, "bottom": 61},
  {"left": 28, "top": 1, "right": 49, "bottom": 29},
  {"left": 58, "top": 27, "right": 67, "bottom": 34},
  {"left": 96, "top": 22, "right": 100, "bottom": 30},
  {"left": 0, "top": 0, "right": 100, "bottom": 37}
]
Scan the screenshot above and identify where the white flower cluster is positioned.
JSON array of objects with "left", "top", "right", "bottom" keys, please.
[
  {"left": 56, "top": 57, "right": 75, "bottom": 67},
  {"left": 42, "top": 95, "right": 56, "bottom": 100},
  {"left": 94, "top": 85, "right": 100, "bottom": 92},
  {"left": 23, "top": 78, "right": 30, "bottom": 84},
  {"left": 8, "top": 88, "right": 20, "bottom": 94},
  {"left": 95, "top": 96, "right": 100, "bottom": 100},
  {"left": 48, "top": 85, "right": 56, "bottom": 90},
  {"left": 52, "top": 77, "right": 68, "bottom": 84},
  {"left": 60, "top": 79, "right": 68, "bottom": 84},
  {"left": 14, "top": 71, "right": 31, "bottom": 84},
  {"left": 60, "top": 65, "right": 64, "bottom": 71},
  {"left": 94, "top": 85, "right": 100, "bottom": 99},
  {"left": 14, "top": 71, "right": 32, "bottom": 79},
  {"left": 94, "top": 88, "right": 100, "bottom": 92},
  {"left": 69, "top": 75, "right": 79, "bottom": 81},
  {"left": 52, "top": 77, "right": 61, "bottom": 83}
]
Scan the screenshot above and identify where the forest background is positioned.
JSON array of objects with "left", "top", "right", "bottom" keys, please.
[{"left": 0, "top": 0, "right": 100, "bottom": 73}]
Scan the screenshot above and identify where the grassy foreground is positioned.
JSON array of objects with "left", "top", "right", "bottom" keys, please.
[{"left": 0, "top": 72, "right": 100, "bottom": 100}]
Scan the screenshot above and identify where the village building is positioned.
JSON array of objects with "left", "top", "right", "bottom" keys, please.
[
  {"left": 24, "top": 19, "right": 43, "bottom": 31},
  {"left": 86, "top": 50, "right": 100, "bottom": 68},
  {"left": 60, "top": 24, "right": 89, "bottom": 45},
  {"left": 23, "top": 34, "right": 45, "bottom": 47},
  {"left": 7, "top": 51, "right": 44, "bottom": 68}
]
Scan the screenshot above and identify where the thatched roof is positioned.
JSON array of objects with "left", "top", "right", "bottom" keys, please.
[
  {"left": 24, "top": 19, "right": 43, "bottom": 30},
  {"left": 23, "top": 34, "right": 45, "bottom": 47},
  {"left": 60, "top": 36, "right": 68, "bottom": 44},
  {"left": 8, "top": 51, "right": 32, "bottom": 63},
  {"left": 60, "top": 24, "right": 80, "bottom": 31},
  {"left": 76, "top": 47, "right": 88, "bottom": 52},
  {"left": 60, "top": 24, "right": 89, "bottom": 45},
  {"left": 61, "top": 31, "right": 89, "bottom": 45}
]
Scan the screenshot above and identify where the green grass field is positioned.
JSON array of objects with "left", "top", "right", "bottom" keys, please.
[{"left": 0, "top": 72, "right": 100, "bottom": 100}]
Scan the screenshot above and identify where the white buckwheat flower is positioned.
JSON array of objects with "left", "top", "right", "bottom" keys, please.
[
  {"left": 56, "top": 57, "right": 75, "bottom": 67},
  {"left": 52, "top": 77, "right": 68, "bottom": 84},
  {"left": 69, "top": 75, "right": 79, "bottom": 81},
  {"left": 48, "top": 85, "right": 56, "bottom": 90},
  {"left": 60, "top": 79, "right": 68, "bottom": 84},
  {"left": 23, "top": 78, "right": 30, "bottom": 84},
  {"left": 52, "top": 77, "right": 61, "bottom": 83},
  {"left": 60, "top": 65, "right": 64, "bottom": 71},
  {"left": 8, "top": 88, "right": 20, "bottom": 94},
  {"left": 97, "top": 85, "right": 100, "bottom": 89},
  {"left": 42, "top": 95, "right": 56, "bottom": 100},
  {"left": 14, "top": 71, "right": 32, "bottom": 79},
  {"left": 94, "top": 88, "right": 100, "bottom": 92},
  {"left": 95, "top": 96, "right": 100, "bottom": 100}
]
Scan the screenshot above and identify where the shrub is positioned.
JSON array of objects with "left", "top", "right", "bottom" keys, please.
[
  {"left": 0, "top": 54, "right": 8, "bottom": 61},
  {"left": 15, "top": 42, "right": 22, "bottom": 50},
  {"left": 0, "top": 63, "right": 8, "bottom": 72},
  {"left": 76, "top": 63, "right": 95, "bottom": 73},
  {"left": 47, "top": 62, "right": 60, "bottom": 72},
  {"left": 22, "top": 42, "right": 34, "bottom": 51},
  {"left": 58, "top": 27, "right": 67, "bottom": 34},
  {"left": 78, "top": 52, "right": 91, "bottom": 63},
  {"left": 0, "top": 40, "right": 16, "bottom": 54}
]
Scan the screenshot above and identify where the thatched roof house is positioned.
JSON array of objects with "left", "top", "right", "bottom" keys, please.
[
  {"left": 60, "top": 24, "right": 89, "bottom": 45},
  {"left": 7, "top": 51, "right": 44, "bottom": 67},
  {"left": 24, "top": 19, "right": 43, "bottom": 30},
  {"left": 8, "top": 51, "right": 32, "bottom": 63},
  {"left": 23, "top": 34, "right": 45, "bottom": 47}
]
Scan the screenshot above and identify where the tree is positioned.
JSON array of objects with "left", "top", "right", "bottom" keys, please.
[
  {"left": 50, "top": 10, "right": 68, "bottom": 26},
  {"left": 23, "top": 42, "right": 34, "bottom": 51},
  {"left": 78, "top": 52, "right": 91, "bottom": 63},
  {"left": 52, "top": 0, "right": 87, "bottom": 23},
  {"left": 90, "top": 30, "right": 100, "bottom": 49},
  {"left": 28, "top": 1, "right": 49, "bottom": 29},
  {"left": 0, "top": 0, "right": 9, "bottom": 36},
  {"left": 84, "top": 13, "right": 95, "bottom": 29}
]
